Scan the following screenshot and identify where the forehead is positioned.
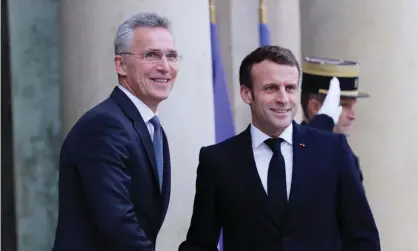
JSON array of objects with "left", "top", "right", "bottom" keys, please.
[
  {"left": 251, "top": 60, "right": 299, "bottom": 85},
  {"left": 132, "top": 27, "right": 175, "bottom": 51}
]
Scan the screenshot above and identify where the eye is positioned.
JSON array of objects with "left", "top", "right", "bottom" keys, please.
[
  {"left": 286, "top": 85, "right": 297, "bottom": 92},
  {"left": 265, "top": 85, "right": 277, "bottom": 91},
  {"left": 144, "top": 51, "right": 161, "bottom": 59},
  {"left": 166, "top": 53, "right": 178, "bottom": 61}
]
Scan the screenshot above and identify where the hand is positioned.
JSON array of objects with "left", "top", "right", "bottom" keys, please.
[{"left": 318, "top": 77, "right": 342, "bottom": 124}]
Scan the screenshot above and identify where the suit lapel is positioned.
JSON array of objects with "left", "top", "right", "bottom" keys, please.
[
  {"left": 161, "top": 129, "right": 171, "bottom": 212},
  {"left": 110, "top": 87, "right": 160, "bottom": 189},
  {"left": 288, "top": 121, "right": 309, "bottom": 206}
]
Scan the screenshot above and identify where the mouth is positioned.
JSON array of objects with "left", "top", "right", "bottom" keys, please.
[
  {"left": 149, "top": 78, "right": 171, "bottom": 85},
  {"left": 270, "top": 108, "right": 291, "bottom": 114}
]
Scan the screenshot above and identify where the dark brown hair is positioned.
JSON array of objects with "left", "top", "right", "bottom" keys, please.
[{"left": 239, "top": 45, "right": 300, "bottom": 90}]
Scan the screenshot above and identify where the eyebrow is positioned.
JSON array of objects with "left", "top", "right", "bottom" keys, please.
[
  {"left": 284, "top": 82, "right": 298, "bottom": 87},
  {"left": 147, "top": 48, "right": 178, "bottom": 54}
]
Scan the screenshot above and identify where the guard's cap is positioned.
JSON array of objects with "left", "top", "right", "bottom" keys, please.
[{"left": 301, "top": 56, "right": 369, "bottom": 98}]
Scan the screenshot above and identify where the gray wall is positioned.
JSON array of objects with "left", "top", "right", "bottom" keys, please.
[{"left": 9, "top": 0, "right": 60, "bottom": 250}]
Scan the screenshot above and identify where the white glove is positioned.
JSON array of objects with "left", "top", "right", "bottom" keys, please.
[{"left": 317, "top": 77, "right": 342, "bottom": 124}]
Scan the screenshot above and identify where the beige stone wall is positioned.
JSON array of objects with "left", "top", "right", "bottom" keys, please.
[{"left": 300, "top": 0, "right": 418, "bottom": 249}]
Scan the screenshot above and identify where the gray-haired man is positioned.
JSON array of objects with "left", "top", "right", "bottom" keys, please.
[{"left": 52, "top": 12, "right": 180, "bottom": 251}]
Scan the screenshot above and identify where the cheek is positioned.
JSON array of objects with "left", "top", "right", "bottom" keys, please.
[
  {"left": 288, "top": 92, "right": 298, "bottom": 106},
  {"left": 170, "top": 66, "right": 179, "bottom": 77},
  {"left": 255, "top": 94, "right": 273, "bottom": 107},
  {"left": 338, "top": 112, "right": 348, "bottom": 123},
  {"left": 136, "top": 62, "right": 155, "bottom": 77}
]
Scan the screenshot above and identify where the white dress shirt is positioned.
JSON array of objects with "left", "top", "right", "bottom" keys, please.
[
  {"left": 250, "top": 123, "right": 293, "bottom": 199},
  {"left": 117, "top": 84, "right": 156, "bottom": 138}
]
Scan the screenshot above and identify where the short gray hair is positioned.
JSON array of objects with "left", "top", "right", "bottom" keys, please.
[{"left": 114, "top": 12, "right": 171, "bottom": 55}]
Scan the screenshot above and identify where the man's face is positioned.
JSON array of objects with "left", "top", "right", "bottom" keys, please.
[
  {"left": 241, "top": 60, "right": 299, "bottom": 137},
  {"left": 115, "top": 27, "right": 179, "bottom": 110},
  {"left": 335, "top": 97, "right": 357, "bottom": 136}
]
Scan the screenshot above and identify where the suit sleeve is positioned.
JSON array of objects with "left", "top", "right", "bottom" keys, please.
[
  {"left": 178, "top": 147, "right": 221, "bottom": 251},
  {"left": 337, "top": 135, "right": 380, "bottom": 251},
  {"left": 76, "top": 114, "right": 154, "bottom": 251}
]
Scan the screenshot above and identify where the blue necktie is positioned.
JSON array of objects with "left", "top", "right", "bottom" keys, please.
[{"left": 150, "top": 116, "right": 163, "bottom": 191}]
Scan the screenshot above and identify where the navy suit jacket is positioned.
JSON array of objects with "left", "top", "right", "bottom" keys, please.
[
  {"left": 179, "top": 122, "right": 379, "bottom": 251},
  {"left": 301, "top": 114, "right": 364, "bottom": 183},
  {"left": 53, "top": 87, "right": 171, "bottom": 251}
]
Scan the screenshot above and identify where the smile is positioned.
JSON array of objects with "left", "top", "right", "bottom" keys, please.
[
  {"left": 270, "top": 108, "right": 291, "bottom": 113},
  {"left": 150, "top": 78, "right": 170, "bottom": 83}
]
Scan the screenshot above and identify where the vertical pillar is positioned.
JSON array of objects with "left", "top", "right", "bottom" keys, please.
[
  {"left": 300, "top": 0, "right": 418, "bottom": 249},
  {"left": 217, "top": 0, "right": 303, "bottom": 132},
  {"left": 60, "top": 0, "right": 215, "bottom": 249},
  {"left": 216, "top": 0, "right": 258, "bottom": 132},
  {"left": 8, "top": 0, "right": 60, "bottom": 250},
  {"left": 267, "top": 0, "right": 303, "bottom": 121},
  {"left": 267, "top": 0, "right": 302, "bottom": 63},
  {"left": 2, "top": 0, "right": 18, "bottom": 250}
]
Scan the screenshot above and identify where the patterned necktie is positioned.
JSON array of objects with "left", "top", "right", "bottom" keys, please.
[
  {"left": 264, "top": 138, "right": 287, "bottom": 211},
  {"left": 150, "top": 115, "right": 164, "bottom": 191}
]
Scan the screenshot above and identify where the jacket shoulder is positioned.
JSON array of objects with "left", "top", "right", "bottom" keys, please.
[
  {"left": 200, "top": 133, "right": 244, "bottom": 156},
  {"left": 69, "top": 98, "right": 123, "bottom": 129},
  {"left": 297, "top": 123, "right": 343, "bottom": 146}
]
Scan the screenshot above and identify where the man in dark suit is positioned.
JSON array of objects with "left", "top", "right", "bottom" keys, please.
[
  {"left": 52, "top": 12, "right": 181, "bottom": 251},
  {"left": 300, "top": 57, "right": 369, "bottom": 183},
  {"left": 179, "top": 46, "right": 379, "bottom": 250}
]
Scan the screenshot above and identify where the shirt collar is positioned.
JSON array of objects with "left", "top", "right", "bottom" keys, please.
[
  {"left": 251, "top": 123, "right": 293, "bottom": 149},
  {"left": 117, "top": 84, "right": 155, "bottom": 123}
]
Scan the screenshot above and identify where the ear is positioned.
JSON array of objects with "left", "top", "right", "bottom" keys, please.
[
  {"left": 240, "top": 85, "right": 253, "bottom": 105},
  {"left": 307, "top": 98, "right": 322, "bottom": 117},
  {"left": 115, "top": 55, "right": 127, "bottom": 77}
]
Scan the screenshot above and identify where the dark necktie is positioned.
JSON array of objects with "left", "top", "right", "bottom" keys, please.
[
  {"left": 150, "top": 115, "right": 163, "bottom": 191},
  {"left": 264, "top": 138, "right": 287, "bottom": 211}
]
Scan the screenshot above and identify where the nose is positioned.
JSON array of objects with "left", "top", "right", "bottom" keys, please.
[
  {"left": 276, "top": 87, "right": 289, "bottom": 103},
  {"left": 156, "top": 56, "right": 171, "bottom": 72},
  {"left": 347, "top": 107, "right": 356, "bottom": 120}
]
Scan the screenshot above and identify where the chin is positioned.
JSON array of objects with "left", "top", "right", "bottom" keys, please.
[
  {"left": 273, "top": 118, "right": 292, "bottom": 130},
  {"left": 153, "top": 89, "right": 171, "bottom": 100},
  {"left": 341, "top": 130, "right": 351, "bottom": 136}
]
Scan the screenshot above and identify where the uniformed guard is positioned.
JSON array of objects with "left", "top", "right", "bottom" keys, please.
[{"left": 300, "top": 56, "right": 369, "bottom": 183}]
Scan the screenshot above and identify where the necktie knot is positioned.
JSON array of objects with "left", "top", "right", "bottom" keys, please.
[
  {"left": 264, "top": 138, "right": 283, "bottom": 153},
  {"left": 150, "top": 115, "right": 161, "bottom": 130}
]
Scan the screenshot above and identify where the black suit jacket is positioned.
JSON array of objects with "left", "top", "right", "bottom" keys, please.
[
  {"left": 53, "top": 87, "right": 171, "bottom": 251},
  {"left": 179, "top": 122, "right": 379, "bottom": 251},
  {"left": 301, "top": 114, "right": 364, "bottom": 182}
]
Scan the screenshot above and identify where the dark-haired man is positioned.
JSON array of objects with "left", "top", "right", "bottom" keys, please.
[{"left": 179, "top": 46, "right": 379, "bottom": 250}]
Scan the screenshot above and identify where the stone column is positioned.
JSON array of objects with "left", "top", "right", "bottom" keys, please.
[
  {"left": 300, "top": 0, "right": 418, "bottom": 249},
  {"left": 267, "top": 0, "right": 302, "bottom": 64},
  {"left": 217, "top": 0, "right": 303, "bottom": 132},
  {"left": 60, "top": 1, "right": 215, "bottom": 249},
  {"left": 216, "top": 0, "right": 258, "bottom": 132},
  {"left": 267, "top": 0, "right": 303, "bottom": 121},
  {"left": 9, "top": 0, "right": 60, "bottom": 250}
]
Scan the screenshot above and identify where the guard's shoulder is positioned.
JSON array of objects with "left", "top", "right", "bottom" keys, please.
[{"left": 299, "top": 123, "right": 342, "bottom": 145}]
